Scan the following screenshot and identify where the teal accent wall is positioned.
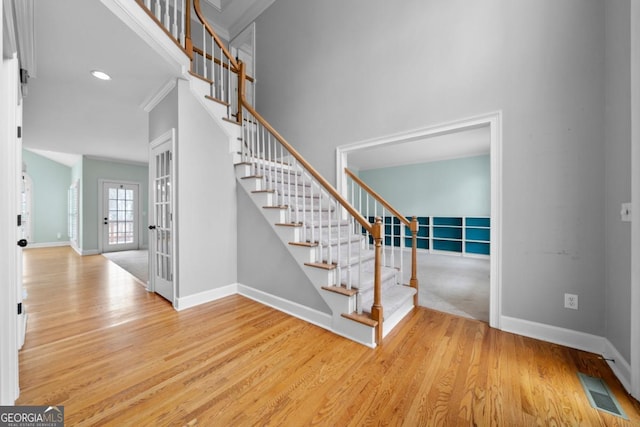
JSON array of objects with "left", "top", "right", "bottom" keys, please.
[
  {"left": 358, "top": 154, "right": 490, "bottom": 217},
  {"left": 81, "top": 157, "right": 149, "bottom": 252},
  {"left": 22, "top": 150, "right": 72, "bottom": 244}
]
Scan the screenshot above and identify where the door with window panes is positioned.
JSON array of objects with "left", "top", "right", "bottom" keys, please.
[{"left": 102, "top": 181, "right": 139, "bottom": 252}]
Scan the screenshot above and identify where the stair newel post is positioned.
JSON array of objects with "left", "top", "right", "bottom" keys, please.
[
  {"left": 371, "top": 216, "right": 384, "bottom": 345},
  {"left": 237, "top": 61, "right": 246, "bottom": 124},
  {"left": 185, "top": 0, "right": 194, "bottom": 63},
  {"left": 410, "top": 216, "right": 419, "bottom": 305}
]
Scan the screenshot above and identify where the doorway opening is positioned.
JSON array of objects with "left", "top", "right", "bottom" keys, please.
[
  {"left": 337, "top": 112, "right": 502, "bottom": 328},
  {"left": 99, "top": 180, "right": 141, "bottom": 253}
]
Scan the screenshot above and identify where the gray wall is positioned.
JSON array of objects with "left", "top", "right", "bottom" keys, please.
[
  {"left": 80, "top": 157, "right": 149, "bottom": 252},
  {"left": 237, "top": 189, "right": 331, "bottom": 313},
  {"left": 255, "top": 1, "right": 609, "bottom": 336},
  {"left": 175, "top": 79, "right": 238, "bottom": 297},
  {"left": 604, "top": 0, "right": 631, "bottom": 361}
]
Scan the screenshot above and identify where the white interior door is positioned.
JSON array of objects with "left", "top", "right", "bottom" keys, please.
[
  {"left": 102, "top": 181, "right": 140, "bottom": 252},
  {"left": 149, "top": 130, "right": 175, "bottom": 303}
]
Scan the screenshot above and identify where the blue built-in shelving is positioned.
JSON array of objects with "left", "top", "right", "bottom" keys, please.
[{"left": 366, "top": 215, "right": 490, "bottom": 257}]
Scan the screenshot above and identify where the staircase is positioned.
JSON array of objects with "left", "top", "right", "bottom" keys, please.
[{"left": 131, "top": 0, "right": 419, "bottom": 347}]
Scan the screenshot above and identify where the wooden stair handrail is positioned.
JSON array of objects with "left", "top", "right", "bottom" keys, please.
[
  {"left": 192, "top": 0, "right": 240, "bottom": 71},
  {"left": 344, "top": 168, "right": 411, "bottom": 228},
  {"left": 191, "top": 46, "right": 255, "bottom": 83},
  {"left": 240, "top": 100, "right": 374, "bottom": 235}
]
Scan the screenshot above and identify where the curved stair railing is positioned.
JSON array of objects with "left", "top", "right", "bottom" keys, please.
[{"left": 135, "top": 0, "right": 418, "bottom": 344}]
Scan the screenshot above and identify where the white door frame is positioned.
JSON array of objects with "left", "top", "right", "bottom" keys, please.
[
  {"left": 97, "top": 179, "right": 142, "bottom": 253},
  {"left": 0, "top": 52, "right": 21, "bottom": 404},
  {"left": 336, "top": 111, "right": 503, "bottom": 329},
  {"left": 630, "top": 0, "right": 640, "bottom": 401},
  {"left": 148, "top": 129, "right": 177, "bottom": 305}
]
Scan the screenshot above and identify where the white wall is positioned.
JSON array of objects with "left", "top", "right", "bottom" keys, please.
[
  {"left": 148, "top": 80, "right": 237, "bottom": 300},
  {"left": 255, "top": 0, "right": 608, "bottom": 336},
  {"left": 175, "top": 79, "right": 237, "bottom": 297}
]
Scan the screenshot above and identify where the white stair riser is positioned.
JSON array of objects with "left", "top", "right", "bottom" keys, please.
[
  {"left": 288, "top": 244, "right": 319, "bottom": 264},
  {"left": 262, "top": 208, "right": 288, "bottom": 224}
]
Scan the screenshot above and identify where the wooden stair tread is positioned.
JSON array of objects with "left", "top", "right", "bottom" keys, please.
[
  {"left": 263, "top": 205, "right": 288, "bottom": 210},
  {"left": 341, "top": 312, "right": 378, "bottom": 327},
  {"left": 304, "top": 262, "right": 336, "bottom": 270},
  {"left": 289, "top": 241, "right": 318, "bottom": 248},
  {"left": 240, "top": 175, "right": 263, "bottom": 180},
  {"left": 321, "top": 285, "right": 357, "bottom": 297},
  {"left": 189, "top": 70, "right": 213, "bottom": 85},
  {"left": 251, "top": 190, "right": 275, "bottom": 194},
  {"left": 205, "top": 94, "right": 229, "bottom": 107},
  {"left": 222, "top": 117, "right": 241, "bottom": 126},
  {"left": 275, "top": 222, "right": 303, "bottom": 228}
]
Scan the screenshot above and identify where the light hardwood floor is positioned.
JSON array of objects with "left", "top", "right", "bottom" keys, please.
[{"left": 17, "top": 247, "right": 640, "bottom": 426}]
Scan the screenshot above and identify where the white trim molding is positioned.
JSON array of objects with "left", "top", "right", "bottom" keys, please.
[
  {"left": 336, "top": 111, "right": 504, "bottom": 330},
  {"left": 174, "top": 283, "right": 238, "bottom": 311},
  {"left": 237, "top": 284, "right": 333, "bottom": 331},
  {"left": 141, "top": 78, "right": 176, "bottom": 112},
  {"left": 27, "top": 242, "right": 70, "bottom": 249},
  {"left": 502, "top": 315, "right": 633, "bottom": 395},
  {"left": 501, "top": 315, "right": 606, "bottom": 355},
  {"left": 604, "top": 339, "right": 633, "bottom": 394}
]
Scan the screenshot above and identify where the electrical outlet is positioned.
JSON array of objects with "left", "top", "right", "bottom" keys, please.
[{"left": 564, "top": 293, "right": 578, "bottom": 310}]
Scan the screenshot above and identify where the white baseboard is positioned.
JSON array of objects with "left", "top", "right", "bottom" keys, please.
[
  {"left": 500, "top": 315, "right": 634, "bottom": 393},
  {"left": 81, "top": 249, "right": 100, "bottom": 256},
  {"left": 501, "top": 315, "right": 605, "bottom": 355},
  {"left": 237, "top": 284, "right": 332, "bottom": 330},
  {"left": 27, "top": 241, "right": 70, "bottom": 249},
  {"left": 603, "top": 338, "right": 632, "bottom": 394},
  {"left": 174, "top": 283, "right": 239, "bottom": 311}
]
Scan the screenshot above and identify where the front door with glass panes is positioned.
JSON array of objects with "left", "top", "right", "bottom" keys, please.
[{"left": 102, "top": 181, "right": 139, "bottom": 252}]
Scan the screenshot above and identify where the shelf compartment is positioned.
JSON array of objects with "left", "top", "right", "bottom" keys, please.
[
  {"left": 465, "top": 241, "right": 490, "bottom": 255},
  {"left": 432, "top": 239, "right": 462, "bottom": 252},
  {"left": 465, "top": 227, "right": 490, "bottom": 242}
]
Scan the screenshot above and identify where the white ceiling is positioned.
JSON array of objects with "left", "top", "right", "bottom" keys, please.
[
  {"left": 21, "top": 0, "right": 270, "bottom": 167},
  {"left": 22, "top": 0, "right": 178, "bottom": 165},
  {"left": 348, "top": 126, "right": 490, "bottom": 171}
]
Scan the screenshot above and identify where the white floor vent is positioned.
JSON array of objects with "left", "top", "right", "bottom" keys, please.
[{"left": 577, "top": 372, "right": 628, "bottom": 420}]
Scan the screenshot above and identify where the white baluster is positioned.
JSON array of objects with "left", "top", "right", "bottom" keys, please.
[
  {"left": 180, "top": 0, "right": 185, "bottom": 45},
  {"left": 163, "top": 0, "right": 170, "bottom": 28},
  {"left": 210, "top": 35, "right": 214, "bottom": 83},
  {"left": 202, "top": 24, "right": 207, "bottom": 79},
  {"left": 155, "top": 0, "right": 161, "bottom": 21},
  {"left": 172, "top": 0, "right": 178, "bottom": 39}
]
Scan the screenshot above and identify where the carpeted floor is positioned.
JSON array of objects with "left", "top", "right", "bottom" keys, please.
[
  {"left": 401, "top": 251, "right": 490, "bottom": 322},
  {"left": 102, "top": 249, "right": 149, "bottom": 285}
]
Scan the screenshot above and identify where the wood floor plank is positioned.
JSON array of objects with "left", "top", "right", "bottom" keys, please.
[{"left": 16, "top": 247, "right": 640, "bottom": 426}]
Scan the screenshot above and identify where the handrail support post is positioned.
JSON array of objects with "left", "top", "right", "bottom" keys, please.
[
  {"left": 371, "top": 217, "right": 383, "bottom": 345},
  {"left": 410, "top": 216, "right": 419, "bottom": 305}
]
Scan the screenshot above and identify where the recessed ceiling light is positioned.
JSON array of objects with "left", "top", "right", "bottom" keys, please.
[{"left": 91, "top": 70, "right": 111, "bottom": 81}]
